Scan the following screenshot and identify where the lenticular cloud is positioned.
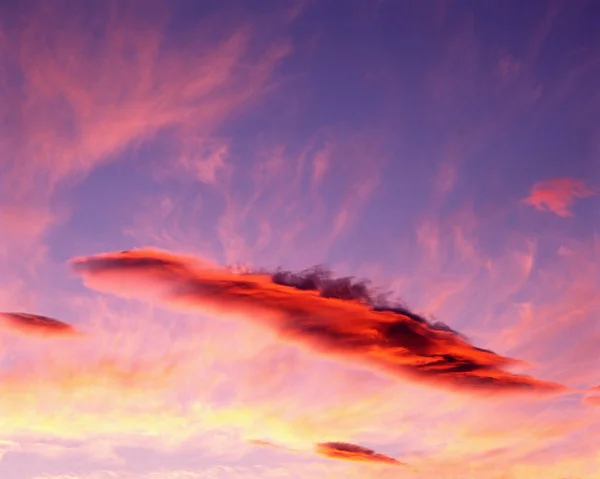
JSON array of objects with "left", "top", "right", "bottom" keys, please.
[
  {"left": 315, "top": 441, "right": 403, "bottom": 466},
  {"left": 71, "top": 248, "right": 565, "bottom": 394},
  {"left": 0, "top": 312, "right": 79, "bottom": 337}
]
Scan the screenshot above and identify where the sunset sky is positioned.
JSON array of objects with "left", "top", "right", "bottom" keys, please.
[{"left": 0, "top": 1, "right": 599, "bottom": 478}]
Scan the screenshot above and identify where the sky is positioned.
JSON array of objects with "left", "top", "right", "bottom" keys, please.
[{"left": 0, "top": 0, "right": 599, "bottom": 478}]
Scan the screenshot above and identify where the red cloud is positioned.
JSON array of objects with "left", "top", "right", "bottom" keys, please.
[
  {"left": 523, "top": 178, "right": 595, "bottom": 217},
  {"left": 315, "top": 441, "right": 403, "bottom": 466},
  {"left": 0, "top": 312, "right": 79, "bottom": 338},
  {"left": 70, "top": 248, "right": 566, "bottom": 395}
]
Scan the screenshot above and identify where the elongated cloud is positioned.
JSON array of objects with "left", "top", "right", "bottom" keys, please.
[
  {"left": 583, "top": 385, "right": 600, "bottom": 406},
  {"left": 523, "top": 178, "right": 595, "bottom": 217},
  {"left": 249, "top": 438, "right": 403, "bottom": 466},
  {"left": 315, "top": 442, "right": 403, "bottom": 466},
  {"left": 0, "top": 312, "right": 78, "bottom": 337},
  {"left": 70, "top": 249, "right": 565, "bottom": 394},
  {"left": 584, "top": 396, "right": 600, "bottom": 406}
]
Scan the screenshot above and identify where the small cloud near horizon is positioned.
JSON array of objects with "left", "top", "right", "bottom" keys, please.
[
  {"left": 0, "top": 312, "right": 79, "bottom": 338},
  {"left": 315, "top": 441, "right": 403, "bottom": 466}
]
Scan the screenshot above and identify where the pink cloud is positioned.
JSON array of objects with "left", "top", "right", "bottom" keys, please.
[
  {"left": 523, "top": 178, "right": 595, "bottom": 217},
  {"left": 582, "top": 385, "right": 600, "bottom": 406},
  {"left": 583, "top": 395, "right": 600, "bottom": 406},
  {"left": 210, "top": 129, "right": 386, "bottom": 266},
  {"left": 0, "top": 1, "right": 293, "bottom": 246}
]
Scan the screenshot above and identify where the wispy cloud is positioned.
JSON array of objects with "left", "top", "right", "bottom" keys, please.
[
  {"left": 583, "top": 385, "right": 600, "bottom": 406},
  {"left": 0, "top": 295, "right": 405, "bottom": 463},
  {"left": 211, "top": 129, "right": 386, "bottom": 266},
  {"left": 523, "top": 178, "right": 595, "bottom": 217},
  {"left": 29, "top": 462, "right": 393, "bottom": 479},
  {"left": 0, "top": 0, "right": 293, "bottom": 246},
  {"left": 70, "top": 248, "right": 565, "bottom": 394},
  {"left": 583, "top": 395, "right": 600, "bottom": 406},
  {"left": 0, "top": 2, "right": 598, "bottom": 478}
]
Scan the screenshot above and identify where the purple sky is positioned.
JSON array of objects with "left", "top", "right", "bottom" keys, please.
[{"left": 0, "top": 1, "right": 598, "bottom": 478}]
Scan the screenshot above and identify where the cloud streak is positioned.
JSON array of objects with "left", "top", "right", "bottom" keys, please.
[
  {"left": 315, "top": 441, "right": 403, "bottom": 466},
  {"left": 583, "top": 385, "right": 600, "bottom": 406},
  {"left": 0, "top": 312, "right": 78, "bottom": 338},
  {"left": 523, "top": 178, "right": 595, "bottom": 217},
  {"left": 70, "top": 248, "right": 565, "bottom": 394}
]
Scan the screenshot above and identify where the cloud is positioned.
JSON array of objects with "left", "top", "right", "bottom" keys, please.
[
  {"left": 209, "top": 128, "right": 387, "bottom": 267},
  {"left": 0, "top": 0, "right": 293, "bottom": 249},
  {"left": 582, "top": 385, "right": 600, "bottom": 406},
  {"left": 0, "top": 297, "right": 408, "bottom": 459},
  {"left": 70, "top": 248, "right": 565, "bottom": 394},
  {"left": 583, "top": 395, "right": 600, "bottom": 406},
  {"left": 0, "top": 312, "right": 79, "bottom": 338},
  {"left": 523, "top": 178, "right": 595, "bottom": 217},
  {"left": 315, "top": 441, "right": 403, "bottom": 466},
  {"left": 0, "top": 293, "right": 415, "bottom": 459},
  {"left": 29, "top": 462, "right": 386, "bottom": 479},
  {"left": 248, "top": 439, "right": 282, "bottom": 449}
]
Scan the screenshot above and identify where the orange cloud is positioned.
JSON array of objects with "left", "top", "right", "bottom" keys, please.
[
  {"left": 0, "top": 295, "right": 408, "bottom": 454},
  {"left": 583, "top": 395, "right": 600, "bottom": 406},
  {"left": 0, "top": 312, "right": 79, "bottom": 338},
  {"left": 70, "top": 248, "right": 566, "bottom": 394},
  {"left": 315, "top": 441, "right": 403, "bottom": 466},
  {"left": 523, "top": 178, "right": 595, "bottom": 217}
]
